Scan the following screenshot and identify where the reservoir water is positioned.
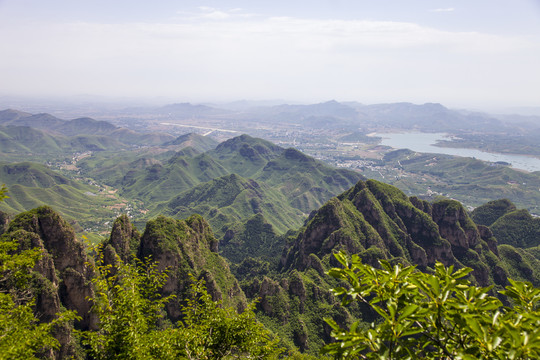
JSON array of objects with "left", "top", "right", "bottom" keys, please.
[{"left": 376, "top": 132, "right": 540, "bottom": 173}]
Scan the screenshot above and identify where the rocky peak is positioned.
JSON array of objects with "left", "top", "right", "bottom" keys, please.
[
  {"left": 281, "top": 198, "right": 347, "bottom": 270},
  {"left": 107, "top": 214, "right": 140, "bottom": 263},
  {"left": 432, "top": 200, "right": 480, "bottom": 249},
  {"left": 2, "top": 207, "right": 98, "bottom": 358},
  {"left": 281, "top": 180, "right": 505, "bottom": 286},
  {"left": 137, "top": 215, "right": 245, "bottom": 320},
  {"left": 6, "top": 206, "right": 96, "bottom": 330}
]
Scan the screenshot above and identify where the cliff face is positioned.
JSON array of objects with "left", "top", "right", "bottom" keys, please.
[
  {"left": 2, "top": 207, "right": 247, "bottom": 358},
  {"left": 102, "top": 214, "right": 141, "bottom": 267},
  {"left": 281, "top": 180, "right": 508, "bottom": 287},
  {"left": 135, "top": 214, "right": 245, "bottom": 321},
  {"left": 101, "top": 213, "right": 245, "bottom": 322},
  {"left": 3, "top": 206, "right": 97, "bottom": 358},
  {"left": 242, "top": 179, "right": 526, "bottom": 355},
  {"left": 6, "top": 206, "right": 96, "bottom": 329}
]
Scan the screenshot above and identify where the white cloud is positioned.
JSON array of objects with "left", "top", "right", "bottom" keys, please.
[
  {"left": 0, "top": 11, "right": 537, "bottom": 106},
  {"left": 185, "top": 6, "right": 257, "bottom": 21},
  {"left": 429, "top": 8, "right": 455, "bottom": 12},
  {"left": 198, "top": 6, "right": 230, "bottom": 19}
]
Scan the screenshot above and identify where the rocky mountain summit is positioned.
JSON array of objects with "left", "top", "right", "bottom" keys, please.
[
  {"left": 2, "top": 179, "right": 540, "bottom": 357},
  {"left": 1, "top": 206, "right": 244, "bottom": 358}
]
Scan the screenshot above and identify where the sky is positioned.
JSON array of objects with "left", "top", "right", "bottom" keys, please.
[{"left": 1, "top": 0, "right": 539, "bottom": 109}]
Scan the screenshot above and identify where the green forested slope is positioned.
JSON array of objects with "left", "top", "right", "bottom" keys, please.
[
  {"left": 470, "top": 198, "right": 517, "bottom": 226},
  {"left": 206, "top": 134, "right": 284, "bottom": 177},
  {"left": 372, "top": 151, "right": 540, "bottom": 215},
  {"left": 0, "top": 162, "right": 131, "bottom": 230},
  {"left": 254, "top": 148, "right": 363, "bottom": 212},
  {"left": 3, "top": 176, "right": 540, "bottom": 356},
  {"left": 241, "top": 179, "right": 540, "bottom": 354},
  {"left": 159, "top": 174, "right": 304, "bottom": 236}
]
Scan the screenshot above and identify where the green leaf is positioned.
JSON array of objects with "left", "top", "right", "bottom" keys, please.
[{"left": 398, "top": 304, "right": 419, "bottom": 322}]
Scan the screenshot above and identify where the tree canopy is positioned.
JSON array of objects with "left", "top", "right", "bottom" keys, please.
[
  {"left": 323, "top": 251, "right": 540, "bottom": 360},
  {"left": 82, "top": 252, "right": 282, "bottom": 359},
  {"left": 0, "top": 185, "right": 77, "bottom": 359}
]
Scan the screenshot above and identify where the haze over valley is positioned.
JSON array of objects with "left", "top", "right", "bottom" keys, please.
[
  {"left": 3, "top": 101, "right": 540, "bottom": 357},
  {"left": 2, "top": 0, "right": 540, "bottom": 358}
]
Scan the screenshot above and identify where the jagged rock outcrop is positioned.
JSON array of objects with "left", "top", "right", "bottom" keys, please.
[
  {"left": 281, "top": 180, "right": 463, "bottom": 272},
  {"left": 0, "top": 210, "right": 10, "bottom": 235},
  {"left": 477, "top": 225, "right": 499, "bottom": 256},
  {"left": 432, "top": 200, "right": 480, "bottom": 249},
  {"left": 136, "top": 214, "right": 245, "bottom": 321},
  {"left": 5, "top": 206, "right": 96, "bottom": 329},
  {"left": 281, "top": 180, "right": 506, "bottom": 287},
  {"left": 102, "top": 214, "right": 141, "bottom": 265},
  {"left": 254, "top": 179, "right": 532, "bottom": 355},
  {"left": 2, "top": 206, "right": 97, "bottom": 358}
]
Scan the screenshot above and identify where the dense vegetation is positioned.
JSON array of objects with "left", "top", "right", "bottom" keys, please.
[
  {"left": 83, "top": 253, "right": 281, "bottom": 359},
  {"left": 0, "top": 162, "right": 129, "bottom": 231},
  {"left": 1, "top": 108, "right": 540, "bottom": 358},
  {"left": 363, "top": 151, "right": 540, "bottom": 216},
  {"left": 4, "top": 174, "right": 540, "bottom": 357},
  {"left": 0, "top": 186, "right": 78, "bottom": 359},
  {"left": 3, "top": 179, "right": 540, "bottom": 357},
  {"left": 3, "top": 215, "right": 540, "bottom": 358},
  {"left": 324, "top": 252, "right": 540, "bottom": 359}
]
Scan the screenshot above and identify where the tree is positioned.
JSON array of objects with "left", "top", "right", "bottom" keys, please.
[
  {"left": 83, "top": 252, "right": 282, "bottom": 359},
  {"left": 322, "top": 251, "right": 540, "bottom": 360},
  {"left": 82, "top": 253, "right": 173, "bottom": 359},
  {"left": 0, "top": 185, "right": 77, "bottom": 359},
  {"left": 160, "top": 279, "right": 283, "bottom": 359}
]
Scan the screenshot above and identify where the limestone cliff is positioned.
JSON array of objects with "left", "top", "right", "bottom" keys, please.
[
  {"left": 2, "top": 206, "right": 96, "bottom": 358},
  {"left": 136, "top": 214, "right": 245, "bottom": 321}
]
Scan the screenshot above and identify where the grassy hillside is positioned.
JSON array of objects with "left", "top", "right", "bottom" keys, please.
[
  {"left": 74, "top": 134, "right": 362, "bottom": 242},
  {"left": 76, "top": 133, "right": 220, "bottom": 185},
  {"left": 0, "top": 162, "right": 137, "bottom": 231},
  {"left": 254, "top": 147, "right": 364, "bottom": 212},
  {"left": 118, "top": 152, "right": 230, "bottom": 202},
  {"left": 158, "top": 174, "right": 304, "bottom": 236},
  {"left": 0, "top": 109, "right": 175, "bottom": 154},
  {"left": 0, "top": 124, "right": 127, "bottom": 162},
  {"left": 368, "top": 151, "right": 540, "bottom": 215},
  {"left": 0, "top": 125, "right": 64, "bottom": 154},
  {"left": 163, "top": 133, "right": 218, "bottom": 152},
  {"left": 206, "top": 134, "right": 284, "bottom": 177}
]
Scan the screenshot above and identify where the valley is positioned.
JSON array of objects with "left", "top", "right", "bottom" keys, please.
[
  {"left": 1, "top": 101, "right": 540, "bottom": 357},
  {"left": 4, "top": 1, "right": 540, "bottom": 357},
  {"left": 2, "top": 101, "right": 540, "bottom": 236}
]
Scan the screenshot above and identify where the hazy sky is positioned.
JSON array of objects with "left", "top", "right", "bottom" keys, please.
[{"left": 1, "top": 0, "right": 539, "bottom": 109}]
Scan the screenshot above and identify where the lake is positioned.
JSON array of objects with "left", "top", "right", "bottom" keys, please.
[{"left": 376, "top": 132, "right": 540, "bottom": 172}]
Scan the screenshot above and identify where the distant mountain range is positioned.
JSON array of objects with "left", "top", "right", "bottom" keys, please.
[
  {"left": 126, "top": 100, "right": 509, "bottom": 132},
  {"left": 2, "top": 105, "right": 540, "bottom": 356},
  {"left": 0, "top": 111, "right": 364, "bottom": 246},
  {"left": 0, "top": 109, "right": 175, "bottom": 155}
]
